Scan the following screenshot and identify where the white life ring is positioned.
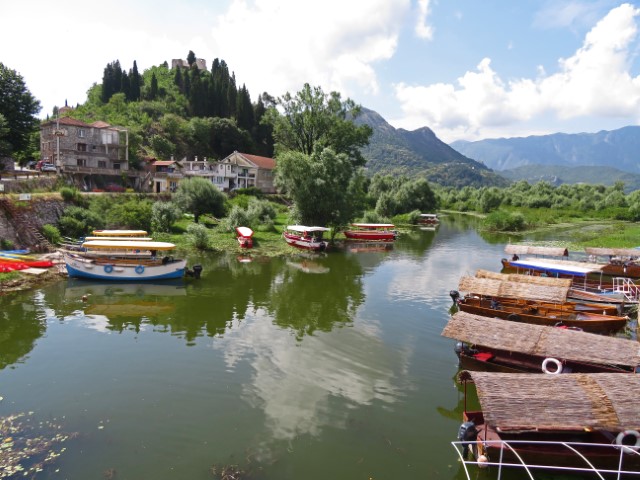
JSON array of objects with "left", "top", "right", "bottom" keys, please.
[
  {"left": 615, "top": 430, "right": 640, "bottom": 454},
  {"left": 541, "top": 357, "right": 563, "bottom": 374}
]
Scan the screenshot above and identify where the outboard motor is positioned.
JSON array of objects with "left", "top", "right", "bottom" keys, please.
[
  {"left": 457, "top": 421, "right": 478, "bottom": 459},
  {"left": 449, "top": 290, "right": 460, "bottom": 305},
  {"left": 185, "top": 264, "right": 203, "bottom": 279},
  {"left": 454, "top": 341, "right": 465, "bottom": 356}
]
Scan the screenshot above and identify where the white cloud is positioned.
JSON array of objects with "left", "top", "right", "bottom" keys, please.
[
  {"left": 415, "top": 0, "right": 434, "bottom": 40},
  {"left": 209, "top": 0, "right": 409, "bottom": 100},
  {"left": 392, "top": 3, "right": 640, "bottom": 141}
]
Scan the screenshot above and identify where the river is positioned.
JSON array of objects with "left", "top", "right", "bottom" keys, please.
[{"left": 0, "top": 215, "right": 530, "bottom": 479}]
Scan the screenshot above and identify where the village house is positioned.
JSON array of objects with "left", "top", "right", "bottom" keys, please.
[
  {"left": 40, "top": 116, "right": 132, "bottom": 190},
  {"left": 150, "top": 152, "right": 276, "bottom": 194}
]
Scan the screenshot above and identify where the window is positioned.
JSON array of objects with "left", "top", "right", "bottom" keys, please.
[
  {"left": 98, "top": 161, "right": 106, "bottom": 168},
  {"left": 77, "top": 143, "right": 87, "bottom": 152},
  {"left": 113, "top": 163, "right": 121, "bottom": 170},
  {"left": 77, "top": 159, "right": 86, "bottom": 167},
  {"left": 78, "top": 129, "right": 85, "bottom": 138}
]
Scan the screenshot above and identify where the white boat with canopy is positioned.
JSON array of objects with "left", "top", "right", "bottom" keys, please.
[{"left": 63, "top": 239, "right": 189, "bottom": 280}]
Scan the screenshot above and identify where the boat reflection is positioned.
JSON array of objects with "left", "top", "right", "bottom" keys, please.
[{"left": 286, "top": 257, "right": 330, "bottom": 274}]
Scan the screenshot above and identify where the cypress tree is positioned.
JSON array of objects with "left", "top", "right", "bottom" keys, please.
[
  {"left": 174, "top": 66, "right": 183, "bottom": 92},
  {"left": 149, "top": 72, "right": 158, "bottom": 100},
  {"left": 131, "top": 60, "right": 141, "bottom": 101},
  {"left": 187, "top": 50, "right": 196, "bottom": 66}
]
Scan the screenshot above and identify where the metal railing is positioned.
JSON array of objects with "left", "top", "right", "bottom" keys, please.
[
  {"left": 613, "top": 277, "right": 640, "bottom": 301},
  {"left": 452, "top": 439, "right": 640, "bottom": 480}
]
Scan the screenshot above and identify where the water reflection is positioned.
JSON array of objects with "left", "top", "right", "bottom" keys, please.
[{"left": 0, "top": 292, "right": 46, "bottom": 369}]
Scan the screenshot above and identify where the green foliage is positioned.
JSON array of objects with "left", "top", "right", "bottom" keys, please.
[
  {"left": 151, "top": 201, "right": 181, "bottom": 233},
  {"left": 268, "top": 83, "right": 372, "bottom": 166},
  {"left": 186, "top": 222, "right": 209, "bottom": 249},
  {"left": 275, "top": 148, "right": 362, "bottom": 230},
  {"left": 58, "top": 206, "right": 105, "bottom": 237},
  {"left": 234, "top": 186, "right": 264, "bottom": 198},
  {"left": 246, "top": 198, "right": 276, "bottom": 224},
  {"left": 0, "top": 238, "right": 14, "bottom": 250},
  {"left": 0, "top": 62, "right": 40, "bottom": 157},
  {"left": 41, "top": 224, "right": 62, "bottom": 245},
  {"left": 483, "top": 210, "right": 526, "bottom": 232},
  {"left": 105, "top": 198, "right": 153, "bottom": 231},
  {"left": 219, "top": 205, "right": 250, "bottom": 232},
  {"left": 369, "top": 174, "right": 439, "bottom": 217},
  {"left": 59, "top": 186, "right": 84, "bottom": 205},
  {"left": 360, "top": 210, "right": 385, "bottom": 223},
  {"left": 173, "top": 177, "right": 226, "bottom": 222}
]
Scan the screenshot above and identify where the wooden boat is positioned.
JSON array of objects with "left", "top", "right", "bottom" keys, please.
[
  {"left": 282, "top": 225, "right": 329, "bottom": 251},
  {"left": 442, "top": 312, "right": 639, "bottom": 374},
  {"left": 585, "top": 247, "right": 640, "bottom": 278},
  {"left": 455, "top": 276, "right": 629, "bottom": 333},
  {"left": 418, "top": 213, "right": 439, "bottom": 224},
  {"left": 236, "top": 226, "right": 254, "bottom": 248},
  {"left": 343, "top": 223, "right": 397, "bottom": 242},
  {"left": 471, "top": 269, "right": 620, "bottom": 314},
  {"left": 63, "top": 240, "right": 190, "bottom": 281},
  {"left": 456, "top": 371, "right": 640, "bottom": 473},
  {"left": 503, "top": 257, "right": 639, "bottom": 304},
  {"left": 500, "top": 244, "right": 569, "bottom": 270},
  {"left": 91, "top": 229, "right": 148, "bottom": 237}
]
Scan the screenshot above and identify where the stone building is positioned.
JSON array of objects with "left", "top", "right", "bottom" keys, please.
[
  {"left": 40, "top": 117, "right": 132, "bottom": 190},
  {"left": 171, "top": 58, "right": 207, "bottom": 70}
]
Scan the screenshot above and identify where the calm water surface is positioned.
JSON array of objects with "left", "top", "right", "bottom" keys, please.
[{"left": 1, "top": 216, "right": 515, "bottom": 479}]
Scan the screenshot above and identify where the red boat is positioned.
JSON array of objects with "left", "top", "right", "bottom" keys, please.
[
  {"left": 283, "top": 225, "right": 329, "bottom": 251},
  {"left": 343, "top": 223, "right": 397, "bottom": 242},
  {"left": 236, "top": 226, "right": 254, "bottom": 248}
]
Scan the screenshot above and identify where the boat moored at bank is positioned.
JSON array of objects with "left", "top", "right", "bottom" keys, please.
[
  {"left": 283, "top": 225, "right": 330, "bottom": 251},
  {"left": 343, "top": 223, "right": 397, "bottom": 242}
]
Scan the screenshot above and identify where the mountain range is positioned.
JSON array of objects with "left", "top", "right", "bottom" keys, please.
[
  {"left": 355, "top": 108, "right": 508, "bottom": 188},
  {"left": 358, "top": 107, "right": 640, "bottom": 189}
]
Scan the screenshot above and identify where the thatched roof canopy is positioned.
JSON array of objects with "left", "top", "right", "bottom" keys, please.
[
  {"left": 443, "top": 312, "right": 640, "bottom": 367},
  {"left": 458, "top": 276, "right": 569, "bottom": 303},
  {"left": 585, "top": 247, "right": 640, "bottom": 258},
  {"left": 459, "top": 371, "right": 640, "bottom": 432},
  {"left": 475, "top": 269, "right": 572, "bottom": 288},
  {"left": 505, "top": 245, "right": 569, "bottom": 257}
]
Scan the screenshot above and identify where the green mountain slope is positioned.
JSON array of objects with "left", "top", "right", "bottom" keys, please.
[{"left": 355, "top": 108, "right": 508, "bottom": 187}]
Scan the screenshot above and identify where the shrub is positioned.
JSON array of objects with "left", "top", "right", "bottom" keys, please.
[
  {"left": 234, "top": 187, "right": 264, "bottom": 198},
  {"left": 42, "top": 224, "right": 62, "bottom": 245},
  {"left": 483, "top": 210, "right": 526, "bottom": 232},
  {"left": 219, "top": 205, "right": 250, "bottom": 232},
  {"left": 58, "top": 216, "right": 87, "bottom": 238},
  {"left": 186, "top": 223, "right": 210, "bottom": 249},
  {"left": 0, "top": 238, "right": 14, "bottom": 250},
  {"left": 60, "top": 186, "right": 81, "bottom": 203},
  {"left": 151, "top": 202, "right": 181, "bottom": 233},
  {"left": 246, "top": 198, "right": 276, "bottom": 224}
]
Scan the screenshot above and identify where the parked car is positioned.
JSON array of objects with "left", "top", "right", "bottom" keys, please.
[
  {"left": 104, "top": 183, "right": 126, "bottom": 192},
  {"left": 41, "top": 163, "right": 56, "bottom": 172}
]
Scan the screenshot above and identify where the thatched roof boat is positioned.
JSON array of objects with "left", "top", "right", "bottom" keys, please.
[
  {"left": 456, "top": 371, "right": 640, "bottom": 472},
  {"left": 504, "top": 245, "right": 569, "bottom": 257},
  {"left": 455, "top": 276, "right": 629, "bottom": 333},
  {"left": 442, "top": 312, "right": 639, "bottom": 373},
  {"left": 475, "top": 269, "right": 572, "bottom": 287},
  {"left": 585, "top": 247, "right": 640, "bottom": 278}
]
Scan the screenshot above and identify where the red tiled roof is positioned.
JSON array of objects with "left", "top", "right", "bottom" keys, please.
[
  {"left": 41, "top": 116, "right": 91, "bottom": 128},
  {"left": 153, "top": 160, "right": 177, "bottom": 166},
  {"left": 240, "top": 153, "right": 275, "bottom": 169},
  {"left": 90, "top": 121, "right": 111, "bottom": 128}
]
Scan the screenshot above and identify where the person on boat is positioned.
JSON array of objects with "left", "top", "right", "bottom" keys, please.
[
  {"left": 512, "top": 254, "right": 519, "bottom": 261},
  {"left": 490, "top": 298, "right": 500, "bottom": 310}
]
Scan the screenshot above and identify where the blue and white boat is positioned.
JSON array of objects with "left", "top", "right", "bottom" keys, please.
[{"left": 63, "top": 240, "right": 187, "bottom": 281}]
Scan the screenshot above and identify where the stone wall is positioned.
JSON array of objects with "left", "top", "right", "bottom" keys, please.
[{"left": 0, "top": 196, "right": 66, "bottom": 249}]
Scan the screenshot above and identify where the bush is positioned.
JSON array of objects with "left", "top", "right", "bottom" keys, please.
[
  {"left": 60, "top": 186, "right": 82, "bottom": 203},
  {"left": 246, "top": 198, "right": 276, "bottom": 224},
  {"left": 58, "top": 216, "right": 87, "bottom": 238},
  {"left": 0, "top": 238, "right": 14, "bottom": 250},
  {"left": 186, "top": 223, "right": 210, "bottom": 249},
  {"left": 42, "top": 224, "right": 62, "bottom": 245},
  {"left": 151, "top": 201, "right": 181, "bottom": 233},
  {"left": 233, "top": 187, "right": 264, "bottom": 198},
  {"left": 219, "top": 205, "right": 250, "bottom": 232},
  {"left": 483, "top": 211, "right": 526, "bottom": 232}
]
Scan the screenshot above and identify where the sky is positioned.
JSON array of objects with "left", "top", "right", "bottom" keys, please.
[{"left": 2, "top": 0, "right": 640, "bottom": 143}]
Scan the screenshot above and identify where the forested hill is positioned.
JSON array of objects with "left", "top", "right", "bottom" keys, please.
[
  {"left": 355, "top": 108, "right": 508, "bottom": 188},
  {"left": 450, "top": 126, "right": 640, "bottom": 173}
]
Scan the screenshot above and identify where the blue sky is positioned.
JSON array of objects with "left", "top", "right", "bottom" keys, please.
[{"left": 2, "top": 0, "right": 640, "bottom": 142}]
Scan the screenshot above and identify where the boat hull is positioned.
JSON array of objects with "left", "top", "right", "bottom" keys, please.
[
  {"left": 283, "top": 232, "right": 327, "bottom": 251},
  {"left": 343, "top": 230, "right": 396, "bottom": 241},
  {"left": 64, "top": 254, "right": 186, "bottom": 281},
  {"left": 457, "top": 300, "right": 627, "bottom": 334}
]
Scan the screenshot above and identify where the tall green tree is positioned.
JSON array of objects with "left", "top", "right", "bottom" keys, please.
[
  {"left": 173, "top": 177, "right": 226, "bottom": 223},
  {"left": 187, "top": 50, "right": 196, "bottom": 67},
  {"left": 0, "top": 63, "right": 40, "bottom": 157},
  {"left": 149, "top": 72, "right": 158, "bottom": 100},
  {"left": 275, "top": 148, "right": 364, "bottom": 233},
  {"left": 130, "top": 60, "right": 141, "bottom": 101},
  {"left": 268, "top": 83, "right": 372, "bottom": 166}
]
